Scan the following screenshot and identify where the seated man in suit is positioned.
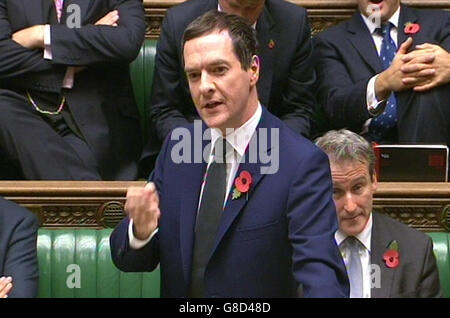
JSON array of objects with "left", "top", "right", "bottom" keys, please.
[
  {"left": 316, "top": 129, "right": 442, "bottom": 298},
  {"left": 140, "top": 0, "right": 316, "bottom": 175},
  {"left": 314, "top": 0, "right": 449, "bottom": 146},
  {"left": 0, "top": 197, "right": 39, "bottom": 298},
  {"left": 0, "top": 0, "right": 145, "bottom": 180},
  {"left": 111, "top": 11, "right": 349, "bottom": 297}
]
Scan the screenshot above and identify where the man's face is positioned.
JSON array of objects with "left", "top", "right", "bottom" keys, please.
[
  {"left": 183, "top": 30, "right": 259, "bottom": 133},
  {"left": 330, "top": 159, "right": 378, "bottom": 237},
  {"left": 357, "top": 0, "right": 401, "bottom": 22}
]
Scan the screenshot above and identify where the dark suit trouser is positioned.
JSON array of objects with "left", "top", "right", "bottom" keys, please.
[
  {"left": 398, "top": 83, "right": 450, "bottom": 146},
  {"left": 0, "top": 89, "right": 101, "bottom": 180}
]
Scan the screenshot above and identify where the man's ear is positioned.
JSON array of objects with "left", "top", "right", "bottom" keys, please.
[
  {"left": 371, "top": 172, "right": 378, "bottom": 192},
  {"left": 250, "top": 55, "right": 260, "bottom": 83}
]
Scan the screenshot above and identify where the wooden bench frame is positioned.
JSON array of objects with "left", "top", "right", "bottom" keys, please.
[{"left": 0, "top": 181, "right": 449, "bottom": 232}]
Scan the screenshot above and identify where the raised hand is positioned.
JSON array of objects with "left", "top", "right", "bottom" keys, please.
[{"left": 125, "top": 183, "right": 161, "bottom": 240}]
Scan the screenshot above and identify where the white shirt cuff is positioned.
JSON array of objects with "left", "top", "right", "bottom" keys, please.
[
  {"left": 43, "top": 24, "right": 52, "bottom": 60},
  {"left": 366, "top": 74, "right": 386, "bottom": 116},
  {"left": 128, "top": 219, "right": 158, "bottom": 250}
]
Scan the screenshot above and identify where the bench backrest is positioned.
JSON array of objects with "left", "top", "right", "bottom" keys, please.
[
  {"left": 37, "top": 229, "right": 450, "bottom": 298},
  {"left": 37, "top": 229, "right": 160, "bottom": 298}
]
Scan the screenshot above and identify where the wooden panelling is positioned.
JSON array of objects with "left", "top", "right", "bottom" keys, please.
[
  {"left": 1, "top": 181, "right": 449, "bottom": 231},
  {"left": 142, "top": 0, "right": 450, "bottom": 38}
]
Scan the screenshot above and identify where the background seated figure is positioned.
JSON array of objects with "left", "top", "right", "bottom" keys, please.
[
  {"left": 314, "top": 0, "right": 450, "bottom": 148},
  {"left": 0, "top": 0, "right": 145, "bottom": 180},
  {"left": 316, "top": 129, "right": 442, "bottom": 298},
  {"left": 0, "top": 197, "right": 38, "bottom": 298}
]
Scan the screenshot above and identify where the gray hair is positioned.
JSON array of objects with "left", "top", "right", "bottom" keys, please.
[{"left": 315, "top": 129, "right": 376, "bottom": 178}]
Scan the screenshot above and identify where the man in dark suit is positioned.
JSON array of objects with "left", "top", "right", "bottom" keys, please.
[
  {"left": 0, "top": 0, "right": 145, "bottom": 180},
  {"left": 316, "top": 129, "right": 442, "bottom": 298},
  {"left": 111, "top": 11, "right": 349, "bottom": 297},
  {"left": 141, "top": 0, "right": 316, "bottom": 174},
  {"left": 0, "top": 197, "right": 39, "bottom": 298},
  {"left": 314, "top": 0, "right": 450, "bottom": 146}
]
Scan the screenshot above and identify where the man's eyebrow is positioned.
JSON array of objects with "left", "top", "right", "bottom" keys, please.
[
  {"left": 184, "top": 67, "right": 197, "bottom": 73},
  {"left": 352, "top": 176, "right": 367, "bottom": 183},
  {"left": 185, "top": 59, "right": 230, "bottom": 73},
  {"left": 332, "top": 175, "right": 367, "bottom": 186}
]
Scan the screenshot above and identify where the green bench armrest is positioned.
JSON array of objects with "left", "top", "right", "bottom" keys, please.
[{"left": 428, "top": 232, "right": 450, "bottom": 298}]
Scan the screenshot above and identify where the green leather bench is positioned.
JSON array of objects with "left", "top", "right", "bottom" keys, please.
[
  {"left": 37, "top": 229, "right": 160, "bottom": 298},
  {"left": 36, "top": 228, "right": 449, "bottom": 298},
  {"left": 130, "top": 39, "right": 157, "bottom": 143}
]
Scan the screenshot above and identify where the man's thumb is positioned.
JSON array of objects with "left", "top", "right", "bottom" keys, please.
[{"left": 398, "top": 37, "right": 413, "bottom": 54}]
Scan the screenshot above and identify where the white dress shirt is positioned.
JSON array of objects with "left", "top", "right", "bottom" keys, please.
[
  {"left": 335, "top": 213, "right": 373, "bottom": 298},
  {"left": 361, "top": 7, "right": 400, "bottom": 134},
  {"left": 128, "top": 104, "right": 263, "bottom": 249}
]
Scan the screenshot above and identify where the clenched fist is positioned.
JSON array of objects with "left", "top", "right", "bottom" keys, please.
[{"left": 125, "top": 182, "right": 160, "bottom": 240}]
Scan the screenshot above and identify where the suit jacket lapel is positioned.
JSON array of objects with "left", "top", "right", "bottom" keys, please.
[
  {"left": 370, "top": 213, "right": 396, "bottom": 298},
  {"left": 347, "top": 12, "right": 383, "bottom": 74},
  {"left": 179, "top": 126, "right": 209, "bottom": 286},
  {"left": 210, "top": 107, "right": 273, "bottom": 258},
  {"left": 395, "top": 5, "right": 419, "bottom": 123},
  {"left": 255, "top": 8, "right": 277, "bottom": 108},
  {"left": 397, "top": 5, "right": 419, "bottom": 50}
]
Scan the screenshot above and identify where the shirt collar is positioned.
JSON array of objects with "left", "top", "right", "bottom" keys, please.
[
  {"left": 361, "top": 5, "right": 400, "bottom": 35},
  {"left": 210, "top": 103, "right": 262, "bottom": 158},
  {"left": 335, "top": 213, "right": 373, "bottom": 252}
]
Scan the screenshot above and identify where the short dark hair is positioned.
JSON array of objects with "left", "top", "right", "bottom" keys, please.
[{"left": 182, "top": 10, "right": 257, "bottom": 70}]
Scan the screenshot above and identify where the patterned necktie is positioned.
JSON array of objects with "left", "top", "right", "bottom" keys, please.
[
  {"left": 344, "top": 237, "right": 364, "bottom": 298},
  {"left": 54, "top": 0, "right": 64, "bottom": 22},
  {"left": 369, "top": 22, "right": 398, "bottom": 142},
  {"left": 189, "top": 138, "right": 227, "bottom": 298}
]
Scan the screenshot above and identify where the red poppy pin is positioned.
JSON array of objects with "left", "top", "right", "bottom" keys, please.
[
  {"left": 268, "top": 39, "right": 275, "bottom": 49},
  {"left": 383, "top": 240, "right": 400, "bottom": 269},
  {"left": 404, "top": 22, "right": 420, "bottom": 35},
  {"left": 232, "top": 170, "right": 253, "bottom": 200}
]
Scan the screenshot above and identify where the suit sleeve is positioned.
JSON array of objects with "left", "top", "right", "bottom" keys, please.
[
  {"left": 313, "top": 35, "right": 372, "bottom": 132},
  {"left": 0, "top": 0, "right": 53, "bottom": 78},
  {"left": 110, "top": 135, "right": 171, "bottom": 272},
  {"left": 148, "top": 11, "right": 191, "bottom": 142},
  {"left": 418, "top": 237, "right": 443, "bottom": 297},
  {"left": 50, "top": 0, "right": 145, "bottom": 65},
  {"left": 4, "top": 212, "right": 39, "bottom": 298},
  {"left": 278, "top": 13, "right": 314, "bottom": 138},
  {"left": 287, "top": 146, "right": 349, "bottom": 297}
]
